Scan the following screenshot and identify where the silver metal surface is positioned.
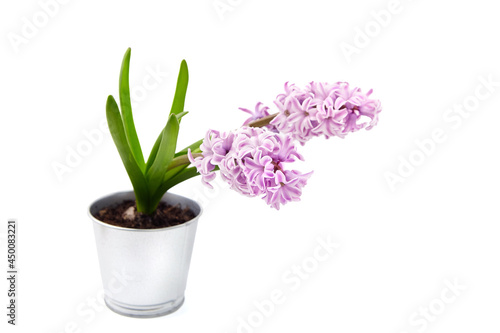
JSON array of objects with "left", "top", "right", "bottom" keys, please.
[{"left": 89, "top": 191, "right": 201, "bottom": 318}]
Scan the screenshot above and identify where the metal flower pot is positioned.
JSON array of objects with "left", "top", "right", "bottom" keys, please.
[{"left": 88, "top": 191, "right": 201, "bottom": 318}]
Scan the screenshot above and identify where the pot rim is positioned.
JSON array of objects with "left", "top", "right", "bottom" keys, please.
[{"left": 88, "top": 190, "right": 202, "bottom": 233}]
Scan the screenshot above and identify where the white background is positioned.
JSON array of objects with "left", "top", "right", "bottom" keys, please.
[{"left": 1, "top": 0, "right": 499, "bottom": 332}]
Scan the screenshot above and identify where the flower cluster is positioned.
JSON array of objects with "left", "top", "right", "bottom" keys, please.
[
  {"left": 188, "top": 127, "right": 312, "bottom": 209},
  {"left": 239, "top": 102, "right": 277, "bottom": 132},
  {"left": 189, "top": 81, "right": 381, "bottom": 209},
  {"left": 267, "top": 81, "right": 381, "bottom": 144}
]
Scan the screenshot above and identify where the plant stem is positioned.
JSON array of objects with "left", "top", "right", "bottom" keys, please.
[
  {"left": 168, "top": 153, "right": 202, "bottom": 170},
  {"left": 247, "top": 113, "right": 278, "bottom": 128}
]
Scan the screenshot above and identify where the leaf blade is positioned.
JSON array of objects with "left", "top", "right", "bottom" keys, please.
[
  {"left": 106, "top": 95, "right": 150, "bottom": 212},
  {"left": 146, "top": 114, "right": 180, "bottom": 193},
  {"left": 119, "top": 48, "right": 145, "bottom": 170},
  {"left": 145, "top": 132, "right": 162, "bottom": 173},
  {"left": 174, "top": 138, "right": 203, "bottom": 158},
  {"left": 170, "top": 60, "right": 189, "bottom": 116},
  {"left": 176, "top": 111, "right": 189, "bottom": 123},
  {"left": 149, "top": 167, "right": 201, "bottom": 208}
]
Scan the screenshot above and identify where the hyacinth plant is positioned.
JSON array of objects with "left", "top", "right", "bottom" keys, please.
[{"left": 107, "top": 48, "right": 382, "bottom": 214}]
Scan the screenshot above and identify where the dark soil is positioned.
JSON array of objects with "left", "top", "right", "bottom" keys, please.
[{"left": 94, "top": 200, "right": 196, "bottom": 229}]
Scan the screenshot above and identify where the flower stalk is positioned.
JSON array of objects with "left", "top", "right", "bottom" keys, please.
[
  {"left": 168, "top": 153, "right": 202, "bottom": 170},
  {"left": 247, "top": 113, "right": 278, "bottom": 128}
]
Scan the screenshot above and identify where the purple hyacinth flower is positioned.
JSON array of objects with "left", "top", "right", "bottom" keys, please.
[
  {"left": 263, "top": 170, "right": 312, "bottom": 210},
  {"left": 240, "top": 102, "right": 270, "bottom": 125}
]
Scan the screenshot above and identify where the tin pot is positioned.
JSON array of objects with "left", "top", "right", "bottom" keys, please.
[{"left": 88, "top": 191, "right": 201, "bottom": 318}]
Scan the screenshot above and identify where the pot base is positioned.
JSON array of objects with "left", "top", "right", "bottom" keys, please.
[{"left": 104, "top": 296, "right": 185, "bottom": 318}]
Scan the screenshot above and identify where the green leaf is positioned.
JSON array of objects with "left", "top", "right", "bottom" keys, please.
[
  {"left": 119, "top": 48, "right": 145, "bottom": 171},
  {"left": 144, "top": 111, "right": 188, "bottom": 175},
  {"left": 169, "top": 60, "right": 189, "bottom": 116},
  {"left": 176, "top": 111, "right": 189, "bottom": 122},
  {"left": 149, "top": 166, "right": 201, "bottom": 209},
  {"left": 145, "top": 61, "right": 189, "bottom": 173},
  {"left": 106, "top": 95, "right": 150, "bottom": 212},
  {"left": 145, "top": 132, "right": 162, "bottom": 173},
  {"left": 146, "top": 114, "right": 180, "bottom": 194},
  {"left": 174, "top": 138, "right": 203, "bottom": 158},
  {"left": 162, "top": 166, "right": 201, "bottom": 189},
  {"left": 159, "top": 165, "right": 219, "bottom": 199},
  {"left": 163, "top": 164, "right": 188, "bottom": 183}
]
